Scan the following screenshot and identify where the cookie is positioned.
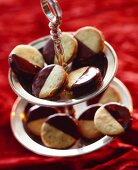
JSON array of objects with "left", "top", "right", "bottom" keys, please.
[
  {"left": 77, "top": 104, "right": 103, "bottom": 140},
  {"left": 87, "top": 85, "right": 121, "bottom": 105},
  {"left": 41, "top": 114, "right": 79, "bottom": 149},
  {"left": 72, "top": 26, "right": 106, "bottom": 73},
  {"left": 98, "top": 86, "right": 121, "bottom": 104},
  {"left": 43, "top": 32, "right": 78, "bottom": 65},
  {"left": 9, "top": 45, "right": 45, "bottom": 77},
  {"left": 94, "top": 103, "right": 131, "bottom": 136},
  {"left": 26, "top": 105, "right": 59, "bottom": 136},
  {"left": 32, "top": 64, "right": 68, "bottom": 99},
  {"left": 74, "top": 26, "right": 104, "bottom": 53},
  {"left": 67, "top": 66, "right": 102, "bottom": 97}
]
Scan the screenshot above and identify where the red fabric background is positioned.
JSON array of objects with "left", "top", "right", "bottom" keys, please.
[{"left": 0, "top": 0, "right": 138, "bottom": 169}]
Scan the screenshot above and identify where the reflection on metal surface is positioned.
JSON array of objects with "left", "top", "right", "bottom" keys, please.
[
  {"left": 11, "top": 111, "right": 16, "bottom": 117},
  {"left": 20, "top": 112, "right": 26, "bottom": 121}
]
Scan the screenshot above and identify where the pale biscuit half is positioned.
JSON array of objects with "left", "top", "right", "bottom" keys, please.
[
  {"left": 41, "top": 122, "right": 76, "bottom": 149},
  {"left": 74, "top": 26, "right": 104, "bottom": 53},
  {"left": 54, "top": 32, "right": 78, "bottom": 64},
  {"left": 78, "top": 120, "right": 102, "bottom": 139},
  {"left": 39, "top": 65, "right": 68, "bottom": 98},
  {"left": 99, "top": 86, "right": 121, "bottom": 104},
  {"left": 27, "top": 118, "right": 46, "bottom": 136},
  {"left": 11, "top": 45, "right": 44, "bottom": 68},
  {"left": 94, "top": 107, "right": 124, "bottom": 135},
  {"left": 67, "top": 67, "right": 87, "bottom": 89}
]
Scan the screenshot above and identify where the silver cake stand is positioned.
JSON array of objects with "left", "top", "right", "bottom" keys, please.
[{"left": 8, "top": 0, "right": 133, "bottom": 157}]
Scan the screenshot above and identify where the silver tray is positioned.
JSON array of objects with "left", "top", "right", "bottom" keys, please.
[
  {"left": 10, "top": 77, "right": 133, "bottom": 157},
  {"left": 8, "top": 35, "right": 117, "bottom": 107}
]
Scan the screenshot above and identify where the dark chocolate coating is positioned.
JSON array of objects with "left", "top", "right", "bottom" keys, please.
[
  {"left": 32, "top": 65, "right": 54, "bottom": 97},
  {"left": 8, "top": 54, "right": 35, "bottom": 93},
  {"left": 25, "top": 103, "right": 33, "bottom": 115},
  {"left": 39, "top": 47, "right": 44, "bottom": 55},
  {"left": 13, "top": 74, "right": 33, "bottom": 93},
  {"left": 72, "top": 39, "right": 107, "bottom": 77},
  {"left": 42, "top": 38, "right": 55, "bottom": 64},
  {"left": 73, "top": 38, "right": 95, "bottom": 64},
  {"left": 9, "top": 54, "right": 42, "bottom": 93},
  {"left": 78, "top": 104, "right": 102, "bottom": 120},
  {"left": 104, "top": 103, "right": 131, "bottom": 129},
  {"left": 71, "top": 67, "right": 102, "bottom": 97},
  {"left": 45, "top": 114, "right": 79, "bottom": 139},
  {"left": 9, "top": 54, "right": 41, "bottom": 76},
  {"left": 27, "top": 105, "right": 58, "bottom": 122}
]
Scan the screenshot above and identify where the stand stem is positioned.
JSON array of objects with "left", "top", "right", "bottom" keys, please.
[{"left": 49, "top": 22, "right": 64, "bottom": 66}]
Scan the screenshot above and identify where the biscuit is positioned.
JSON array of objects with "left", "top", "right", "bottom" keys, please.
[
  {"left": 67, "top": 66, "right": 102, "bottom": 97},
  {"left": 43, "top": 32, "right": 78, "bottom": 65},
  {"left": 72, "top": 27, "right": 106, "bottom": 72},
  {"left": 87, "top": 85, "right": 121, "bottom": 105},
  {"left": 94, "top": 103, "right": 131, "bottom": 136},
  {"left": 77, "top": 104, "right": 103, "bottom": 140},
  {"left": 32, "top": 64, "right": 68, "bottom": 99},
  {"left": 9, "top": 45, "right": 44, "bottom": 76},
  {"left": 98, "top": 86, "right": 121, "bottom": 104},
  {"left": 74, "top": 26, "right": 104, "bottom": 53},
  {"left": 26, "top": 105, "right": 58, "bottom": 136},
  {"left": 41, "top": 114, "right": 79, "bottom": 149}
]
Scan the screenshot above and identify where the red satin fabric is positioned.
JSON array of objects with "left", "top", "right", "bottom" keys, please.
[{"left": 0, "top": 0, "right": 138, "bottom": 169}]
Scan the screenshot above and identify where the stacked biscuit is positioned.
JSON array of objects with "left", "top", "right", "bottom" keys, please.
[{"left": 9, "top": 26, "right": 106, "bottom": 99}]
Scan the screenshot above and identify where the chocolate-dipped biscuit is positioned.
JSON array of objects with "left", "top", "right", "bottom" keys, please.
[
  {"left": 72, "top": 27, "right": 107, "bottom": 77},
  {"left": 74, "top": 26, "right": 104, "bottom": 54},
  {"left": 94, "top": 103, "right": 131, "bottom": 136},
  {"left": 67, "top": 66, "right": 102, "bottom": 97},
  {"left": 26, "top": 105, "right": 59, "bottom": 136},
  {"left": 43, "top": 32, "right": 78, "bottom": 65},
  {"left": 41, "top": 114, "right": 79, "bottom": 149},
  {"left": 87, "top": 85, "right": 121, "bottom": 105},
  {"left": 77, "top": 104, "right": 103, "bottom": 140},
  {"left": 32, "top": 64, "right": 68, "bottom": 99},
  {"left": 9, "top": 45, "right": 45, "bottom": 77}
]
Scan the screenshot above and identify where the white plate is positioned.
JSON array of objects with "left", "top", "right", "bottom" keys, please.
[{"left": 10, "top": 78, "right": 133, "bottom": 157}]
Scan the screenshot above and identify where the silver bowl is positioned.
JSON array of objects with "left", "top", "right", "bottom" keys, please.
[
  {"left": 10, "top": 78, "right": 133, "bottom": 157},
  {"left": 8, "top": 35, "right": 118, "bottom": 107}
]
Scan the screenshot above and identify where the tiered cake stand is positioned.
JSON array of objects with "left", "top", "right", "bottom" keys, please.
[{"left": 8, "top": 0, "right": 133, "bottom": 157}]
